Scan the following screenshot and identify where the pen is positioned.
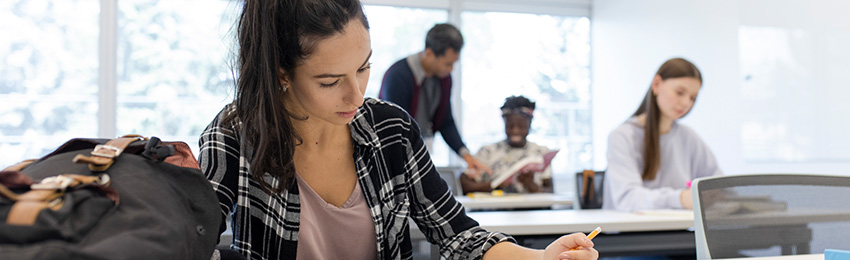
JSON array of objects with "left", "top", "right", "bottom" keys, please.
[{"left": 571, "top": 226, "right": 602, "bottom": 250}]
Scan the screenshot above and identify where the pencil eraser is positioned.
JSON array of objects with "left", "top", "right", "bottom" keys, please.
[{"left": 826, "top": 249, "right": 850, "bottom": 260}]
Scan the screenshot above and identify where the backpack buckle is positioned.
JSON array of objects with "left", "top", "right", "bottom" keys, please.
[
  {"left": 31, "top": 175, "right": 74, "bottom": 191},
  {"left": 92, "top": 144, "right": 122, "bottom": 158}
]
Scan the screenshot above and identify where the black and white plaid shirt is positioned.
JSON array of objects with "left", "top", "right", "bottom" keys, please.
[{"left": 200, "top": 98, "right": 514, "bottom": 260}]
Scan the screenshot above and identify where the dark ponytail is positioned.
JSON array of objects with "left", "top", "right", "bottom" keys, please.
[{"left": 225, "top": 0, "right": 369, "bottom": 193}]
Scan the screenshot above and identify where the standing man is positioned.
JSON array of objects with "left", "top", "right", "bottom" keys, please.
[{"left": 379, "top": 23, "right": 491, "bottom": 177}]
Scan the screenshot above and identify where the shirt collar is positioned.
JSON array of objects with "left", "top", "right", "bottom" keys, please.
[
  {"left": 348, "top": 99, "right": 381, "bottom": 148},
  {"left": 405, "top": 53, "right": 427, "bottom": 86}
]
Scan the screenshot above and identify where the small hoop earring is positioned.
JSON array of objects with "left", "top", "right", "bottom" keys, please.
[{"left": 283, "top": 84, "right": 288, "bottom": 92}]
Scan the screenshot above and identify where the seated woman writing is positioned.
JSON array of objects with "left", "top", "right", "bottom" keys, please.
[{"left": 460, "top": 95, "right": 555, "bottom": 194}]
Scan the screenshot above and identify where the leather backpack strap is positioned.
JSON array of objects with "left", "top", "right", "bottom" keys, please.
[
  {"left": 6, "top": 174, "right": 111, "bottom": 226},
  {"left": 5, "top": 135, "right": 134, "bottom": 225},
  {"left": 8, "top": 201, "right": 54, "bottom": 225},
  {"left": 7, "top": 189, "right": 66, "bottom": 225},
  {"left": 2, "top": 159, "right": 36, "bottom": 172},
  {"left": 0, "top": 185, "right": 19, "bottom": 201},
  {"left": 72, "top": 136, "right": 143, "bottom": 171},
  {"left": 0, "top": 170, "right": 36, "bottom": 200}
]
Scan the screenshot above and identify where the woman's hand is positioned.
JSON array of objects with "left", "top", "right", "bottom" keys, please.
[
  {"left": 543, "top": 233, "right": 598, "bottom": 260},
  {"left": 482, "top": 233, "right": 597, "bottom": 260},
  {"left": 680, "top": 189, "right": 693, "bottom": 209}
]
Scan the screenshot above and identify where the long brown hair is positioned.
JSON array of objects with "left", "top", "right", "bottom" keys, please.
[
  {"left": 632, "top": 58, "right": 702, "bottom": 180},
  {"left": 224, "top": 0, "right": 369, "bottom": 194}
]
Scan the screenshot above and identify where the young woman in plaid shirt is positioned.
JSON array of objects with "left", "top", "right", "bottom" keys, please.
[{"left": 199, "top": 0, "right": 598, "bottom": 259}]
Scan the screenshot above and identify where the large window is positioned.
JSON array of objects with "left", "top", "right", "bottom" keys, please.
[
  {"left": 362, "top": 5, "right": 447, "bottom": 99},
  {"left": 363, "top": 5, "right": 592, "bottom": 171},
  {"left": 2, "top": 1, "right": 592, "bottom": 195},
  {"left": 0, "top": 0, "right": 237, "bottom": 166},
  {"left": 460, "top": 11, "right": 592, "bottom": 187},
  {"left": 362, "top": 5, "right": 458, "bottom": 165},
  {"left": 117, "top": 1, "right": 237, "bottom": 146},
  {"left": 1, "top": 0, "right": 100, "bottom": 167}
]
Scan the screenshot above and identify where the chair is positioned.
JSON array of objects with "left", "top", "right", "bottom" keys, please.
[
  {"left": 693, "top": 174, "right": 850, "bottom": 259},
  {"left": 574, "top": 170, "right": 604, "bottom": 209},
  {"left": 436, "top": 166, "right": 464, "bottom": 196}
]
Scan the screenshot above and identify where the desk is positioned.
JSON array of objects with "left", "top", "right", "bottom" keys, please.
[
  {"left": 718, "top": 254, "right": 824, "bottom": 260},
  {"left": 474, "top": 209, "right": 695, "bottom": 257},
  {"left": 455, "top": 193, "right": 573, "bottom": 210},
  {"left": 412, "top": 209, "right": 696, "bottom": 258},
  {"left": 467, "top": 209, "right": 693, "bottom": 235}
]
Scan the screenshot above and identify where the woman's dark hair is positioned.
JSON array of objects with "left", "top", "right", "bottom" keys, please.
[
  {"left": 225, "top": 0, "right": 369, "bottom": 194},
  {"left": 632, "top": 58, "right": 702, "bottom": 181}
]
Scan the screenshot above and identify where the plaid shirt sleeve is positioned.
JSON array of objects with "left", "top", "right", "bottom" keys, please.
[
  {"left": 198, "top": 104, "right": 241, "bottom": 238},
  {"left": 364, "top": 99, "right": 516, "bottom": 259}
]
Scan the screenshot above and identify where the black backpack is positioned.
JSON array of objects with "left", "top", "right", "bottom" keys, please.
[{"left": 0, "top": 136, "right": 220, "bottom": 260}]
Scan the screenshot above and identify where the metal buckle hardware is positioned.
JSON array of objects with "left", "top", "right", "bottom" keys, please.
[
  {"left": 46, "top": 197, "right": 64, "bottom": 208},
  {"left": 91, "top": 144, "right": 122, "bottom": 158},
  {"left": 31, "top": 175, "right": 75, "bottom": 190},
  {"left": 97, "top": 174, "right": 111, "bottom": 185}
]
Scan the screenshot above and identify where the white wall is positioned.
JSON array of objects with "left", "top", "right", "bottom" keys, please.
[{"left": 591, "top": 0, "right": 850, "bottom": 175}]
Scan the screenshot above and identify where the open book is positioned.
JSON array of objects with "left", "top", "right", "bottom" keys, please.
[{"left": 490, "top": 150, "right": 559, "bottom": 189}]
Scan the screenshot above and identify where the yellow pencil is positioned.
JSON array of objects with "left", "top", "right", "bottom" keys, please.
[
  {"left": 586, "top": 226, "right": 602, "bottom": 240},
  {"left": 571, "top": 226, "right": 602, "bottom": 251}
]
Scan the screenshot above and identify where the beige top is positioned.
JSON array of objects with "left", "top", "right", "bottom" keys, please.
[{"left": 295, "top": 175, "right": 377, "bottom": 260}]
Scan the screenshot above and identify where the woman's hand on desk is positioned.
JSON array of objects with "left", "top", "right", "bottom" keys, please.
[
  {"left": 544, "top": 233, "right": 598, "bottom": 260},
  {"left": 483, "top": 233, "right": 598, "bottom": 260}
]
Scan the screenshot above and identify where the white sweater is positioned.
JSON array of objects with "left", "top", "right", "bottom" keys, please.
[{"left": 603, "top": 118, "right": 723, "bottom": 211}]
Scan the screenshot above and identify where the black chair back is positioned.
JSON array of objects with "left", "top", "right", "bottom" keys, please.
[{"left": 575, "top": 170, "right": 604, "bottom": 209}]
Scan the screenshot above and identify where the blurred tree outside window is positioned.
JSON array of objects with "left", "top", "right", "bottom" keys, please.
[
  {"left": 117, "top": 0, "right": 238, "bottom": 155},
  {"left": 0, "top": 0, "right": 99, "bottom": 167},
  {"left": 0, "top": 0, "right": 237, "bottom": 166}
]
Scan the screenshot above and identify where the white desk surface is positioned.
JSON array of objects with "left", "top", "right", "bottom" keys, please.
[
  {"left": 466, "top": 209, "right": 694, "bottom": 236},
  {"left": 455, "top": 193, "right": 573, "bottom": 210},
  {"left": 718, "top": 254, "right": 824, "bottom": 260}
]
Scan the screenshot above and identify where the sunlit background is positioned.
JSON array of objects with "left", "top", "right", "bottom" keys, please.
[
  {"left": 9, "top": 0, "right": 850, "bottom": 194},
  {"left": 0, "top": 0, "right": 591, "bottom": 195}
]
